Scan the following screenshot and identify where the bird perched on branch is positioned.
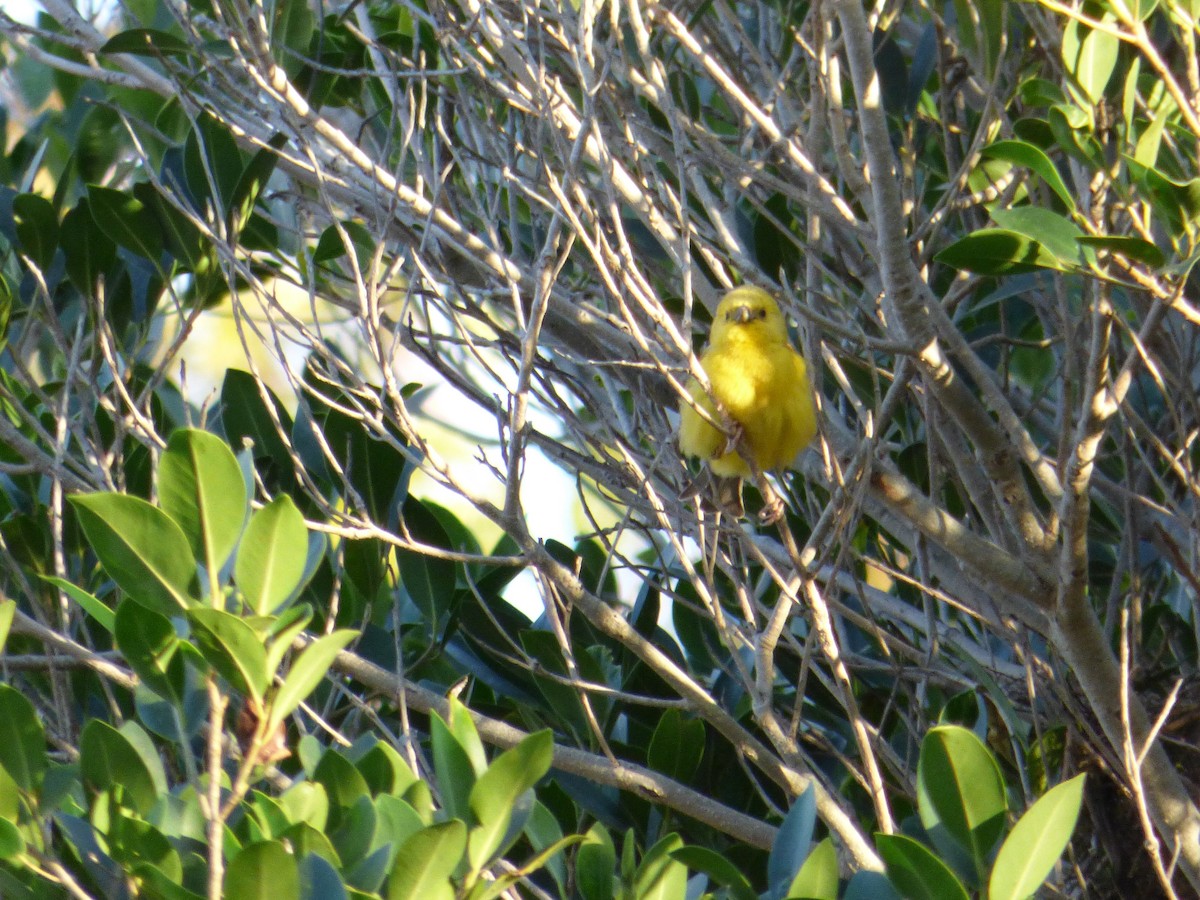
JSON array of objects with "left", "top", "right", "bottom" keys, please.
[{"left": 679, "top": 286, "right": 817, "bottom": 522}]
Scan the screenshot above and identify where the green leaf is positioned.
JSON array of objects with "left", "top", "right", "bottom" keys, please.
[
  {"left": 99, "top": 28, "right": 194, "bottom": 57},
  {"left": 225, "top": 840, "right": 299, "bottom": 899},
  {"left": 230, "top": 133, "right": 286, "bottom": 234},
  {"left": 220, "top": 369, "right": 294, "bottom": 469},
  {"left": 980, "top": 140, "right": 1074, "bottom": 212},
  {"left": 358, "top": 742, "right": 419, "bottom": 797},
  {"left": 1134, "top": 100, "right": 1174, "bottom": 167},
  {"left": 633, "top": 833, "right": 687, "bottom": 899},
  {"left": 79, "top": 720, "right": 161, "bottom": 815},
  {"left": 448, "top": 697, "right": 488, "bottom": 778},
  {"left": 0, "top": 599, "right": 12, "bottom": 654},
  {"left": 278, "top": 780, "right": 330, "bottom": 831},
  {"left": 647, "top": 709, "right": 704, "bottom": 782},
  {"left": 398, "top": 498, "right": 458, "bottom": 636},
  {"left": 988, "top": 774, "right": 1086, "bottom": 900},
  {"left": 989, "top": 207, "right": 1089, "bottom": 268},
  {"left": 669, "top": 847, "right": 756, "bottom": 900},
  {"left": 876, "top": 833, "right": 970, "bottom": 900},
  {"left": 468, "top": 730, "right": 553, "bottom": 868},
  {"left": 159, "top": 429, "right": 248, "bottom": 577},
  {"left": 60, "top": 197, "right": 117, "bottom": 293},
  {"left": 39, "top": 575, "right": 115, "bottom": 633},
  {"left": 115, "top": 599, "right": 183, "bottom": 703},
  {"left": 235, "top": 494, "right": 308, "bottom": 615},
  {"left": 266, "top": 629, "right": 357, "bottom": 731},
  {"left": 87, "top": 184, "right": 163, "bottom": 261},
  {"left": 429, "top": 712, "right": 475, "bottom": 821},
  {"left": 1062, "top": 17, "right": 1118, "bottom": 105},
  {"left": 188, "top": 607, "right": 271, "bottom": 702},
  {"left": 1077, "top": 236, "right": 1166, "bottom": 267},
  {"left": 0, "top": 685, "right": 46, "bottom": 793},
  {"left": 0, "top": 818, "right": 23, "bottom": 860},
  {"left": 935, "top": 229, "right": 1070, "bottom": 274},
  {"left": 263, "top": 603, "right": 315, "bottom": 678},
  {"left": 917, "top": 725, "right": 1007, "bottom": 877},
  {"left": 769, "top": 785, "right": 817, "bottom": 898},
  {"left": 787, "top": 837, "right": 838, "bottom": 899},
  {"left": 69, "top": 493, "right": 196, "bottom": 615},
  {"left": 375, "top": 794, "right": 425, "bottom": 849},
  {"left": 183, "top": 113, "right": 245, "bottom": 222},
  {"left": 1125, "top": 158, "right": 1200, "bottom": 231},
  {"left": 844, "top": 870, "right": 902, "bottom": 900},
  {"left": 577, "top": 823, "right": 615, "bottom": 900},
  {"left": 13, "top": 193, "right": 59, "bottom": 271},
  {"left": 313, "top": 750, "right": 370, "bottom": 814},
  {"left": 386, "top": 820, "right": 467, "bottom": 900}
]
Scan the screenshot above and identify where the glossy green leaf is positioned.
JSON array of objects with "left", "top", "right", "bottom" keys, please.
[
  {"left": 633, "top": 833, "right": 687, "bottom": 899},
  {"left": 386, "top": 820, "right": 466, "bottom": 900},
  {"left": 70, "top": 493, "right": 196, "bottom": 615},
  {"left": 87, "top": 184, "right": 163, "bottom": 260},
  {"left": 669, "top": 846, "right": 756, "bottom": 900},
  {"left": 989, "top": 207, "right": 1088, "bottom": 268},
  {"left": 1077, "top": 236, "right": 1166, "bottom": 267},
  {"left": 263, "top": 603, "right": 315, "bottom": 678},
  {"left": 183, "top": 113, "right": 245, "bottom": 221},
  {"left": 787, "top": 837, "right": 838, "bottom": 900},
  {"left": 876, "top": 833, "right": 970, "bottom": 900},
  {"left": 1062, "top": 17, "right": 1118, "bottom": 104},
  {"left": 0, "top": 818, "right": 23, "bottom": 860},
  {"left": 375, "top": 794, "right": 425, "bottom": 850},
  {"left": 0, "top": 685, "right": 46, "bottom": 793},
  {"left": 60, "top": 197, "right": 117, "bottom": 292},
  {"left": 39, "top": 575, "right": 115, "bottom": 633},
  {"left": 99, "top": 28, "right": 193, "bottom": 57},
  {"left": 266, "top": 629, "right": 357, "bottom": 730},
  {"left": 647, "top": 709, "right": 704, "bottom": 783},
  {"left": 768, "top": 785, "right": 817, "bottom": 898},
  {"left": 468, "top": 730, "right": 552, "bottom": 868},
  {"left": 398, "top": 498, "right": 458, "bottom": 636},
  {"left": 115, "top": 599, "right": 183, "bottom": 703},
  {"left": 79, "top": 720, "right": 161, "bottom": 815},
  {"left": 0, "top": 599, "right": 14, "bottom": 654},
  {"left": 988, "top": 774, "right": 1086, "bottom": 900},
  {"left": 430, "top": 712, "right": 475, "bottom": 821},
  {"left": 279, "top": 780, "right": 330, "bottom": 831},
  {"left": 235, "top": 494, "right": 308, "bottom": 615},
  {"left": 918, "top": 725, "right": 1007, "bottom": 872},
  {"left": 225, "top": 840, "right": 299, "bottom": 899},
  {"left": 1125, "top": 158, "right": 1200, "bottom": 231},
  {"left": 230, "top": 133, "right": 286, "bottom": 234},
  {"left": 220, "top": 369, "right": 294, "bottom": 470},
  {"left": 980, "top": 140, "right": 1074, "bottom": 211},
  {"left": 448, "top": 697, "right": 488, "bottom": 778},
  {"left": 313, "top": 750, "right": 370, "bottom": 814},
  {"left": 1134, "top": 100, "right": 1173, "bottom": 167},
  {"left": 357, "top": 741, "right": 419, "bottom": 797},
  {"left": 13, "top": 192, "right": 59, "bottom": 271},
  {"left": 159, "top": 429, "right": 248, "bottom": 577},
  {"left": 935, "top": 229, "right": 1070, "bottom": 274},
  {"left": 577, "top": 823, "right": 616, "bottom": 900},
  {"left": 188, "top": 607, "right": 270, "bottom": 702},
  {"left": 844, "top": 870, "right": 902, "bottom": 900}
]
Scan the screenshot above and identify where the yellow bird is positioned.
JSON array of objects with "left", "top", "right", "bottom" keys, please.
[{"left": 679, "top": 287, "right": 817, "bottom": 518}]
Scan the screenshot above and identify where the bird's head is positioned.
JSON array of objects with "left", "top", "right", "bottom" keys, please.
[{"left": 710, "top": 287, "right": 789, "bottom": 346}]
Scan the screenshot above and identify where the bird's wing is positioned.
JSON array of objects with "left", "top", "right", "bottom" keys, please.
[{"left": 678, "top": 378, "right": 725, "bottom": 460}]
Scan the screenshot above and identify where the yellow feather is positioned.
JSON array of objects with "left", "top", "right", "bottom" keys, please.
[{"left": 679, "top": 287, "right": 817, "bottom": 480}]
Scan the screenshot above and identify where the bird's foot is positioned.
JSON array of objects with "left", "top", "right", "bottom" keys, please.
[{"left": 758, "top": 495, "right": 785, "bottom": 526}]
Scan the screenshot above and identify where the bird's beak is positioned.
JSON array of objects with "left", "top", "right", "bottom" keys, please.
[{"left": 727, "top": 305, "right": 766, "bottom": 324}]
